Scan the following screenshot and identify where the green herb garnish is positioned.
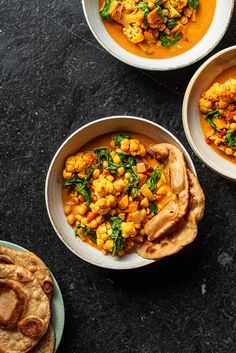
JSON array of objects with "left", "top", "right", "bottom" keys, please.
[
  {"left": 94, "top": 148, "right": 136, "bottom": 173},
  {"left": 99, "top": 0, "right": 114, "bottom": 20},
  {"left": 225, "top": 131, "right": 236, "bottom": 148},
  {"left": 205, "top": 110, "right": 221, "bottom": 131},
  {"left": 159, "top": 32, "right": 183, "bottom": 48},
  {"left": 113, "top": 134, "right": 130, "bottom": 146},
  {"left": 149, "top": 201, "right": 158, "bottom": 215},
  {"left": 125, "top": 168, "right": 140, "bottom": 198},
  {"left": 109, "top": 216, "right": 126, "bottom": 256},
  {"left": 64, "top": 167, "right": 94, "bottom": 210},
  {"left": 146, "top": 167, "right": 162, "bottom": 193},
  {"left": 188, "top": 0, "right": 199, "bottom": 10},
  {"left": 167, "top": 19, "right": 178, "bottom": 28},
  {"left": 155, "top": 4, "right": 164, "bottom": 19}
]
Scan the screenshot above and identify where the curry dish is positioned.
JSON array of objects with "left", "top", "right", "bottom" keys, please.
[
  {"left": 199, "top": 67, "right": 236, "bottom": 164},
  {"left": 62, "top": 133, "right": 205, "bottom": 260},
  {"left": 99, "top": 0, "right": 216, "bottom": 59}
]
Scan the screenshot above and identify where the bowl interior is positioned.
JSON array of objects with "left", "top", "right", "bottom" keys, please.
[
  {"left": 82, "top": 0, "right": 234, "bottom": 70},
  {"left": 46, "top": 116, "right": 196, "bottom": 270},
  {"left": 183, "top": 47, "right": 236, "bottom": 181}
]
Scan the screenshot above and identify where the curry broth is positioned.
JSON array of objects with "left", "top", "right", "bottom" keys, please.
[
  {"left": 62, "top": 132, "right": 174, "bottom": 251},
  {"left": 99, "top": 0, "right": 216, "bottom": 59},
  {"left": 200, "top": 66, "right": 236, "bottom": 165}
]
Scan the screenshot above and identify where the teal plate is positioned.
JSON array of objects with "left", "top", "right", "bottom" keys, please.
[{"left": 0, "top": 240, "right": 65, "bottom": 352}]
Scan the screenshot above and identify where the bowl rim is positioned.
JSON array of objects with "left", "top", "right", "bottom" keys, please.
[
  {"left": 45, "top": 115, "right": 197, "bottom": 269},
  {"left": 81, "top": 0, "right": 235, "bottom": 71},
  {"left": 182, "top": 45, "right": 236, "bottom": 182}
]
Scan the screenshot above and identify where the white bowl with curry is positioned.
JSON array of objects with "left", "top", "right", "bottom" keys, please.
[
  {"left": 82, "top": 0, "right": 234, "bottom": 70},
  {"left": 183, "top": 46, "right": 236, "bottom": 181},
  {"left": 45, "top": 116, "right": 205, "bottom": 269}
]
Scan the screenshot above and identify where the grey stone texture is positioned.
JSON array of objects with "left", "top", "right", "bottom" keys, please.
[{"left": 0, "top": 1, "right": 236, "bottom": 352}]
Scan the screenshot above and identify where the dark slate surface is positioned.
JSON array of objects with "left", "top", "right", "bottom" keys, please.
[{"left": 0, "top": 1, "right": 236, "bottom": 352}]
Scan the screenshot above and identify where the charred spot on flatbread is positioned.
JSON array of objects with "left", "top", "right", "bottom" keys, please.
[{"left": 18, "top": 316, "right": 45, "bottom": 338}]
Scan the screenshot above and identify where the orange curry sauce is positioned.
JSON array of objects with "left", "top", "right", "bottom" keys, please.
[
  {"left": 200, "top": 66, "right": 236, "bottom": 165},
  {"left": 99, "top": 0, "right": 216, "bottom": 59}
]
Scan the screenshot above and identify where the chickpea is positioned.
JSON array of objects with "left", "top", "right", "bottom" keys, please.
[
  {"left": 106, "top": 175, "right": 114, "bottom": 182},
  {"left": 125, "top": 172, "right": 131, "bottom": 179},
  {"left": 103, "top": 160, "right": 109, "bottom": 167},
  {"left": 148, "top": 1, "right": 155, "bottom": 10},
  {"left": 180, "top": 16, "right": 188, "bottom": 25},
  {"left": 164, "top": 28, "right": 170, "bottom": 35},
  {"left": 225, "top": 148, "right": 233, "bottom": 155},
  {"left": 140, "top": 198, "right": 149, "bottom": 208},
  {"left": 128, "top": 196, "right": 133, "bottom": 203},
  {"left": 64, "top": 205, "right": 71, "bottom": 215},
  {"left": 230, "top": 123, "right": 236, "bottom": 131},
  {"left": 162, "top": 9, "right": 169, "bottom": 16},
  {"left": 77, "top": 204, "right": 87, "bottom": 216},
  {"left": 118, "top": 167, "right": 125, "bottom": 175},
  {"left": 113, "top": 155, "right": 121, "bottom": 164},
  {"left": 89, "top": 220, "right": 98, "bottom": 229},
  {"left": 93, "top": 169, "right": 100, "bottom": 179},
  {"left": 67, "top": 214, "right": 75, "bottom": 225},
  {"left": 214, "top": 138, "right": 222, "bottom": 146},
  {"left": 81, "top": 217, "right": 87, "bottom": 226}
]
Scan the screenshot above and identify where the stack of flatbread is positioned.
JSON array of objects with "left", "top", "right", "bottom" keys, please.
[
  {"left": 137, "top": 143, "right": 205, "bottom": 260},
  {"left": 0, "top": 247, "right": 55, "bottom": 353}
]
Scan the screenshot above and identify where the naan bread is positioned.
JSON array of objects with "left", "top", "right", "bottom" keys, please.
[
  {"left": 0, "top": 264, "right": 51, "bottom": 353},
  {"left": 30, "top": 324, "right": 55, "bottom": 353},
  {"left": 0, "top": 247, "right": 54, "bottom": 301},
  {"left": 145, "top": 143, "right": 189, "bottom": 241},
  {"left": 137, "top": 170, "right": 205, "bottom": 260}
]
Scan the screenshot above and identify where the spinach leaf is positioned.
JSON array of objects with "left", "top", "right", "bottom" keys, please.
[
  {"left": 109, "top": 216, "right": 126, "bottom": 256},
  {"left": 188, "top": 0, "right": 199, "bottom": 10},
  {"left": 154, "top": 0, "right": 161, "bottom": 5},
  {"left": 64, "top": 167, "right": 94, "bottom": 210},
  {"left": 159, "top": 32, "right": 183, "bottom": 48},
  {"left": 206, "top": 110, "right": 221, "bottom": 119},
  {"left": 135, "top": 2, "right": 150, "bottom": 28},
  {"left": 155, "top": 4, "right": 164, "bottom": 19},
  {"left": 225, "top": 131, "right": 236, "bottom": 148},
  {"left": 113, "top": 134, "right": 130, "bottom": 146},
  {"left": 149, "top": 201, "right": 158, "bottom": 215},
  {"left": 146, "top": 167, "right": 162, "bottom": 192},
  {"left": 167, "top": 19, "right": 178, "bottom": 28},
  {"left": 99, "top": 0, "right": 114, "bottom": 20},
  {"left": 94, "top": 148, "right": 136, "bottom": 172},
  {"left": 74, "top": 224, "right": 97, "bottom": 243},
  {"left": 205, "top": 110, "right": 221, "bottom": 131},
  {"left": 125, "top": 168, "right": 140, "bottom": 198}
]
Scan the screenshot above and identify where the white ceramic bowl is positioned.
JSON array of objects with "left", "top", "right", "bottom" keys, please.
[
  {"left": 46, "top": 116, "right": 196, "bottom": 269},
  {"left": 183, "top": 46, "right": 236, "bottom": 182},
  {"left": 82, "top": 0, "right": 234, "bottom": 71}
]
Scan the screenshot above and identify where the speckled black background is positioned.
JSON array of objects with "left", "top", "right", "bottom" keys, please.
[{"left": 1, "top": 1, "right": 236, "bottom": 352}]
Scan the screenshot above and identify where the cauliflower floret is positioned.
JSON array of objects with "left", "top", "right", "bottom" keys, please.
[
  {"left": 119, "top": 138, "right": 146, "bottom": 156},
  {"left": 170, "top": 0, "right": 188, "bottom": 12},
  {"left": 163, "top": 1, "right": 181, "bottom": 18},
  {"left": 92, "top": 175, "right": 115, "bottom": 197},
  {"left": 199, "top": 79, "right": 236, "bottom": 114},
  {"left": 122, "top": 222, "right": 137, "bottom": 238},
  {"left": 123, "top": 24, "right": 144, "bottom": 44},
  {"left": 63, "top": 152, "right": 96, "bottom": 180},
  {"left": 122, "top": 0, "right": 137, "bottom": 11},
  {"left": 92, "top": 195, "right": 116, "bottom": 215}
]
